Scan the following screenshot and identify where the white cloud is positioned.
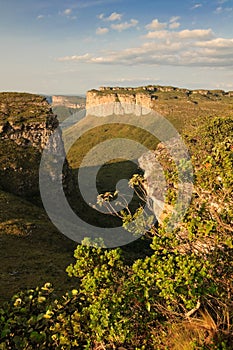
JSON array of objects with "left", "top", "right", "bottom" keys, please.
[
  {"left": 191, "top": 4, "right": 203, "bottom": 9},
  {"left": 63, "top": 8, "right": 72, "bottom": 15},
  {"left": 169, "top": 21, "right": 180, "bottom": 29},
  {"left": 179, "top": 29, "right": 213, "bottom": 39},
  {"left": 145, "top": 28, "right": 213, "bottom": 40},
  {"left": 57, "top": 19, "right": 233, "bottom": 69},
  {"left": 106, "top": 12, "right": 122, "bottom": 21},
  {"left": 111, "top": 19, "right": 138, "bottom": 32},
  {"left": 169, "top": 16, "right": 180, "bottom": 23},
  {"left": 145, "top": 30, "right": 170, "bottom": 39},
  {"left": 196, "top": 38, "right": 233, "bottom": 48},
  {"left": 96, "top": 27, "right": 109, "bottom": 35},
  {"left": 214, "top": 5, "right": 233, "bottom": 13},
  {"left": 145, "top": 18, "right": 167, "bottom": 30},
  {"left": 215, "top": 6, "right": 223, "bottom": 13},
  {"left": 98, "top": 12, "right": 122, "bottom": 21},
  {"left": 114, "top": 77, "right": 153, "bottom": 83},
  {"left": 168, "top": 16, "right": 181, "bottom": 29},
  {"left": 37, "top": 15, "right": 44, "bottom": 20},
  {"left": 58, "top": 53, "right": 91, "bottom": 62}
]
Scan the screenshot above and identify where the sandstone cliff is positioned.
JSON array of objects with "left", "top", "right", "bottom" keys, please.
[
  {"left": 52, "top": 95, "right": 85, "bottom": 109},
  {"left": 0, "top": 92, "right": 70, "bottom": 199},
  {"left": 86, "top": 85, "right": 233, "bottom": 112},
  {"left": 86, "top": 89, "right": 153, "bottom": 110}
]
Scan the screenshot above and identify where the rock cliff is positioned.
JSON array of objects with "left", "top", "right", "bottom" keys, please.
[
  {"left": 0, "top": 92, "right": 70, "bottom": 199},
  {"left": 86, "top": 85, "right": 233, "bottom": 111},
  {"left": 52, "top": 95, "right": 85, "bottom": 109},
  {"left": 86, "top": 89, "right": 153, "bottom": 111}
]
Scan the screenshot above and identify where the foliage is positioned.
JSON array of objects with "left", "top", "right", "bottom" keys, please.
[{"left": 0, "top": 92, "right": 233, "bottom": 348}]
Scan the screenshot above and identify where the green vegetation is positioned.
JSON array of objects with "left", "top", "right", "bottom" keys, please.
[
  {"left": 65, "top": 119, "right": 159, "bottom": 168},
  {"left": 52, "top": 106, "right": 79, "bottom": 123},
  {"left": 0, "top": 92, "right": 77, "bottom": 303},
  {"left": 52, "top": 95, "right": 86, "bottom": 123},
  {"left": 0, "top": 189, "right": 77, "bottom": 304},
  {"left": 0, "top": 93, "right": 58, "bottom": 199},
  {"left": 0, "top": 92, "right": 52, "bottom": 125},
  {"left": 0, "top": 139, "right": 41, "bottom": 198},
  {"left": 0, "top": 88, "right": 233, "bottom": 348}
]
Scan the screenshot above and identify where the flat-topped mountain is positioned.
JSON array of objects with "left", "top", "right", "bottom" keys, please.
[
  {"left": 50, "top": 95, "right": 86, "bottom": 123},
  {"left": 87, "top": 85, "right": 233, "bottom": 110},
  {"left": 0, "top": 87, "right": 232, "bottom": 349},
  {"left": 52, "top": 95, "right": 86, "bottom": 109}
]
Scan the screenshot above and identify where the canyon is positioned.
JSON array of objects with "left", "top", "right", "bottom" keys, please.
[{"left": 0, "top": 92, "right": 71, "bottom": 199}]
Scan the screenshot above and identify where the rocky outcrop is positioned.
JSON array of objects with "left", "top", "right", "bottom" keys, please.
[
  {"left": 52, "top": 95, "right": 85, "bottom": 109},
  {"left": 138, "top": 138, "right": 193, "bottom": 227},
  {"left": 86, "top": 85, "right": 233, "bottom": 111},
  {"left": 86, "top": 89, "right": 153, "bottom": 110},
  {"left": 0, "top": 92, "right": 71, "bottom": 199}
]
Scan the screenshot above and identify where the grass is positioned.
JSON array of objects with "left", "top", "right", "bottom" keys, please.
[
  {"left": 0, "top": 189, "right": 77, "bottom": 304},
  {"left": 1, "top": 87, "right": 233, "bottom": 306},
  {"left": 64, "top": 91, "right": 233, "bottom": 169},
  {"left": 64, "top": 119, "right": 159, "bottom": 168},
  {"left": 0, "top": 92, "right": 52, "bottom": 125}
]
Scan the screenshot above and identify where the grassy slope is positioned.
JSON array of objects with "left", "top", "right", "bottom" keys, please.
[
  {"left": 65, "top": 91, "right": 233, "bottom": 169},
  {"left": 0, "top": 92, "right": 77, "bottom": 304},
  {"left": 62, "top": 89, "right": 233, "bottom": 269},
  {"left": 0, "top": 89, "right": 232, "bottom": 304},
  {"left": 0, "top": 189, "right": 76, "bottom": 304}
]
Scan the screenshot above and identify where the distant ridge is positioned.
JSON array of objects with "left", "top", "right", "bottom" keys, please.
[{"left": 86, "top": 85, "right": 233, "bottom": 110}]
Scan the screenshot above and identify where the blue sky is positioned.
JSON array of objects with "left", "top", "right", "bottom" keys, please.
[{"left": 1, "top": 0, "right": 233, "bottom": 94}]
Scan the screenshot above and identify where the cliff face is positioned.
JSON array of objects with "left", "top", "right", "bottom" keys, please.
[
  {"left": 0, "top": 92, "right": 69, "bottom": 199},
  {"left": 52, "top": 95, "right": 85, "bottom": 109},
  {"left": 86, "top": 89, "right": 152, "bottom": 110},
  {"left": 86, "top": 85, "right": 233, "bottom": 111}
]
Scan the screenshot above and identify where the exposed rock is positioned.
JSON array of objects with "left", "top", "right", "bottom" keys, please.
[
  {"left": 138, "top": 138, "right": 193, "bottom": 226},
  {"left": 86, "top": 85, "right": 233, "bottom": 112},
  {"left": 52, "top": 95, "right": 85, "bottom": 109},
  {"left": 86, "top": 89, "right": 153, "bottom": 111},
  {"left": 192, "top": 89, "right": 210, "bottom": 95},
  {"left": 0, "top": 92, "right": 71, "bottom": 199}
]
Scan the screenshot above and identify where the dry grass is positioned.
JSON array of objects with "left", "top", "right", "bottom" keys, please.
[{"left": 0, "top": 189, "right": 77, "bottom": 304}]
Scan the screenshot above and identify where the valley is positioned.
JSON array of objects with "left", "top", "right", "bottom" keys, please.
[{"left": 0, "top": 86, "right": 232, "bottom": 349}]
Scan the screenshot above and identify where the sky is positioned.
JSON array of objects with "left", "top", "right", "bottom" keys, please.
[{"left": 1, "top": 0, "right": 233, "bottom": 95}]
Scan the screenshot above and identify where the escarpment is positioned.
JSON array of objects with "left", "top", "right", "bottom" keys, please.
[
  {"left": 86, "top": 89, "right": 153, "bottom": 111},
  {"left": 52, "top": 95, "right": 85, "bottom": 109},
  {"left": 85, "top": 85, "right": 233, "bottom": 129},
  {"left": 86, "top": 85, "right": 233, "bottom": 112},
  {"left": 0, "top": 92, "right": 71, "bottom": 199}
]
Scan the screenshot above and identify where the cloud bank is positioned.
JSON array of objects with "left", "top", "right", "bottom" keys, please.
[{"left": 58, "top": 17, "right": 233, "bottom": 68}]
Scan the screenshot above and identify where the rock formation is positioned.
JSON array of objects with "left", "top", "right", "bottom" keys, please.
[
  {"left": 0, "top": 92, "right": 71, "bottom": 199},
  {"left": 86, "top": 85, "right": 233, "bottom": 111},
  {"left": 86, "top": 89, "right": 153, "bottom": 110},
  {"left": 52, "top": 95, "right": 85, "bottom": 109}
]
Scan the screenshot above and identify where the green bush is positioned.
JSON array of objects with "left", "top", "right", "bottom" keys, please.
[{"left": 0, "top": 116, "right": 233, "bottom": 349}]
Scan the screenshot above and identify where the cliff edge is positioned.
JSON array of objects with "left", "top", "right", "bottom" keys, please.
[
  {"left": 0, "top": 92, "right": 70, "bottom": 199},
  {"left": 86, "top": 85, "right": 233, "bottom": 111}
]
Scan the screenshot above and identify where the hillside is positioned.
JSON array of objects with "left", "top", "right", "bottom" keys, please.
[
  {"left": 51, "top": 95, "right": 86, "bottom": 123},
  {"left": 0, "top": 189, "right": 76, "bottom": 303},
  {"left": 0, "top": 87, "right": 232, "bottom": 349},
  {"left": 66, "top": 85, "right": 233, "bottom": 168},
  {"left": 0, "top": 93, "right": 76, "bottom": 303}
]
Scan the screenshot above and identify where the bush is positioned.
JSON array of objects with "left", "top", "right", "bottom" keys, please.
[{"left": 0, "top": 116, "right": 233, "bottom": 349}]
